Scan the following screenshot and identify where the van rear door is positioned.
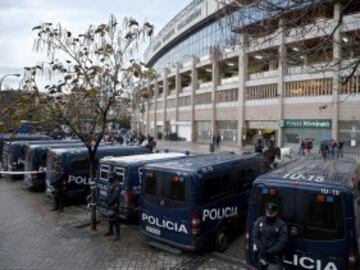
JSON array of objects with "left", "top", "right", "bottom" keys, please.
[
  {"left": 284, "top": 188, "right": 347, "bottom": 270},
  {"left": 141, "top": 170, "right": 193, "bottom": 249}
]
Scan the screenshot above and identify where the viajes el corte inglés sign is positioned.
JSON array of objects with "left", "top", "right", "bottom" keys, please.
[{"left": 283, "top": 119, "right": 332, "bottom": 129}]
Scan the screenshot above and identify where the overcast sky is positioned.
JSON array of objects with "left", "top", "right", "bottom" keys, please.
[{"left": 0, "top": 0, "right": 187, "bottom": 89}]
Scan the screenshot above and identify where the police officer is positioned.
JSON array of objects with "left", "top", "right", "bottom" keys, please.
[
  {"left": 52, "top": 177, "right": 65, "bottom": 213},
  {"left": 253, "top": 203, "right": 288, "bottom": 270},
  {"left": 104, "top": 172, "right": 121, "bottom": 241}
]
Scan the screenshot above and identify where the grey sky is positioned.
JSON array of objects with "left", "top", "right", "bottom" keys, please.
[{"left": 0, "top": 0, "right": 187, "bottom": 89}]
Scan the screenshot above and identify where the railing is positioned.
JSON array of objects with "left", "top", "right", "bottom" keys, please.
[
  {"left": 249, "top": 70, "right": 278, "bottom": 80},
  {"left": 221, "top": 76, "right": 239, "bottom": 85}
]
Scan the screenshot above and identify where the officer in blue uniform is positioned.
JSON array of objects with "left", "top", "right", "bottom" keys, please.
[
  {"left": 253, "top": 203, "right": 288, "bottom": 270},
  {"left": 104, "top": 172, "right": 121, "bottom": 241}
]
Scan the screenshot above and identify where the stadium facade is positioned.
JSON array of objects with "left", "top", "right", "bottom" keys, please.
[{"left": 133, "top": 0, "right": 360, "bottom": 150}]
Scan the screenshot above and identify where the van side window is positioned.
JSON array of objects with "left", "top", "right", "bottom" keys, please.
[
  {"left": 203, "top": 173, "right": 234, "bottom": 203},
  {"left": 114, "top": 168, "right": 125, "bottom": 186},
  {"left": 144, "top": 172, "right": 157, "bottom": 196},
  {"left": 100, "top": 165, "right": 110, "bottom": 180}
]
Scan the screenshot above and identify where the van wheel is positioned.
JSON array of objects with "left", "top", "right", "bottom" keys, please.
[{"left": 215, "top": 227, "right": 229, "bottom": 252}]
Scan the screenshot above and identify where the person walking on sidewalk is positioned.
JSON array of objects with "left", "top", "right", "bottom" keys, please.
[
  {"left": 337, "top": 140, "right": 344, "bottom": 158},
  {"left": 104, "top": 172, "right": 122, "bottom": 241}
]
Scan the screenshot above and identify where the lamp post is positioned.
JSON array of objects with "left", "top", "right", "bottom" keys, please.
[{"left": 0, "top": 73, "right": 21, "bottom": 91}]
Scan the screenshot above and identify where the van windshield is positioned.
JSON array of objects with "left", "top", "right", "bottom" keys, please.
[
  {"left": 143, "top": 171, "right": 188, "bottom": 207},
  {"left": 255, "top": 187, "right": 345, "bottom": 241}
]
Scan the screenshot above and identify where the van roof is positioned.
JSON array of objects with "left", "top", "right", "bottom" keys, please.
[
  {"left": 145, "top": 153, "right": 260, "bottom": 176},
  {"left": 28, "top": 141, "right": 82, "bottom": 149},
  {"left": 100, "top": 152, "right": 186, "bottom": 165},
  {"left": 49, "top": 145, "right": 146, "bottom": 155},
  {"left": 258, "top": 158, "right": 358, "bottom": 189}
]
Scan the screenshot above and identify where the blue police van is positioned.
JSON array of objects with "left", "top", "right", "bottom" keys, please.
[
  {"left": 140, "top": 153, "right": 269, "bottom": 252},
  {"left": 96, "top": 152, "right": 189, "bottom": 222},
  {"left": 23, "top": 141, "right": 84, "bottom": 190},
  {"left": 46, "top": 145, "right": 149, "bottom": 202},
  {"left": 1, "top": 137, "right": 52, "bottom": 172},
  {"left": 246, "top": 158, "right": 360, "bottom": 270}
]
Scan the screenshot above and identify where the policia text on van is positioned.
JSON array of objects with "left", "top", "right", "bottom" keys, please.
[
  {"left": 141, "top": 153, "right": 269, "bottom": 252},
  {"left": 246, "top": 158, "right": 360, "bottom": 270}
]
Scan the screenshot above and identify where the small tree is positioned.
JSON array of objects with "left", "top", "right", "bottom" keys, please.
[{"left": 27, "top": 15, "right": 154, "bottom": 230}]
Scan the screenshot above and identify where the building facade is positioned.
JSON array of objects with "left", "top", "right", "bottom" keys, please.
[{"left": 133, "top": 0, "right": 360, "bottom": 151}]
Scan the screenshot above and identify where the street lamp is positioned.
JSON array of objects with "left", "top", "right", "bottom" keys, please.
[{"left": 0, "top": 73, "right": 21, "bottom": 91}]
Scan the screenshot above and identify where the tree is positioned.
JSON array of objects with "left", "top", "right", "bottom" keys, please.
[
  {"left": 215, "top": 0, "right": 360, "bottom": 106},
  {"left": 26, "top": 15, "right": 155, "bottom": 230}
]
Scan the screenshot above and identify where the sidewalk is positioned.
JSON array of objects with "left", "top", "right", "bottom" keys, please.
[{"left": 156, "top": 141, "right": 360, "bottom": 163}]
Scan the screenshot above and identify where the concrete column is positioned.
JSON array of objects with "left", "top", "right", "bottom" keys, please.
[
  {"left": 190, "top": 57, "right": 199, "bottom": 142},
  {"left": 237, "top": 34, "right": 248, "bottom": 149},
  {"left": 145, "top": 83, "right": 151, "bottom": 136},
  {"left": 175, "top": 64, "right": 181, "bottom": 135},
  {"left": 211, "top": 58, "right": 220, "bottom": 142},
  {"left": 277, "top": 19, "right": 287, "bottom": 147},
  {"left": 153, "top": 82, "right": 158, "bottom": 138},
  {"left": 162, "top": 69, "right": 169, "bottom": 140},
  {"left": 332, "top": 2, "right": 342, "bottom": 141}
]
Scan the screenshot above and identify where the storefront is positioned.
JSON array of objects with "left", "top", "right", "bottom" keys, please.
[
  {"left": 177, "top": 121, "right": 192, "bottom": 141},
  {"left": 339, "top": 121, "right": 360, "bottom": 150},
  {"left": 217, "top": 121, "right": 238, "bottom": 144},
  {"left": 245, "top": 121, "right": 278, "bottom": 145},
  {"left": 195, "top": 121, "right": 212, "bottom": 143},
  {"left": 283, "top": 119, "right": 332, "bottom": 147}
]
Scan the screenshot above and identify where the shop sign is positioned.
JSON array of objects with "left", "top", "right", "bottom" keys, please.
[{"left": 284, "top": 119, "right": 332, "bottom": 129}]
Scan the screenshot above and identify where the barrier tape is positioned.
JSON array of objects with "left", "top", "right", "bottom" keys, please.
[{"left": 0, "top": 171, "right": 41, "bottom": 175}]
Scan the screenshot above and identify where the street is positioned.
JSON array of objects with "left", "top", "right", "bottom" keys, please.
[{"left": 0, "top": 177, "right": 246, "bottom": 270}]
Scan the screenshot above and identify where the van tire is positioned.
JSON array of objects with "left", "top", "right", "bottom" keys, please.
[{"left": 214, "top": 227, "right": 229, "bottom": 252}]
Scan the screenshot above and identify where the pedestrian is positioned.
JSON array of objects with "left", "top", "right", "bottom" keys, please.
[
  {"left": 330, "top": 140, "right": 337, "bottom": 159},
  {"left": 307, "top": 140, "right": 313, "bottom": 155},
  {"left": 146, "top": 136, "right": 156, "bottom": 153},
  {"left": 303, "top": 140, "right": 309, "bottom": 156},
  {"left": 255, "top": 139, "right": 264, "bottom": 154},
  {"left": 298, "top": 140, "right": 305, "bottom": 156},
  {"left": 253, "top": 203, "right": 288, "bottom": 270},
  {"left": 52, "top": 177, "right": 65, "bottom": 213},
  {"left": 104, "top": 172, "right": 121, "bottom": 241},
  {"left": 216, "top": 135, "right": 221, "bottom": 147},
  {"left": 337, "top": 140, "right": 344, "bottom": 158},
  {"left": 319, "top": 141, "right": 329, "bottom": 160}
]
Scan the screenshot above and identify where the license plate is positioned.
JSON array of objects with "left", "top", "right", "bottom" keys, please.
[{"left": 145, "top": 225, "right": 160, "bottom": 236}]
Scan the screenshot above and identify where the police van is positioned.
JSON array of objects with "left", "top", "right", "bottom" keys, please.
[
  {"left": 23, "top": 141, "right": 84, "bottom": 190},
  {"left": 0, "top": 134, "right": 50, "bottom": 165},
  {"left": 140, "top": 153, "right": 268, "bottom": 252},
  {"left": 1, "top": 139, "right": 53, "bottom": 173},
  {"left": 246, "top": 158, "right": 360, "bottom": 270},
  {"left": 96, "top": 152, "right": 190, "bottom": 222},
  {"left": 46, "top": 145, "right": 149, "bottom": 202}
]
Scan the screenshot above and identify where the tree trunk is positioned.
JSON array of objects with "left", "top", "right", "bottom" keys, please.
[{"left": 89, "top": 152, "right": 97, "bottom": 231}]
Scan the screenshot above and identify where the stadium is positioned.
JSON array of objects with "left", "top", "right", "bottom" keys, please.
[{"left": 133, "top": 0, "right": 360, "bottom": 151}]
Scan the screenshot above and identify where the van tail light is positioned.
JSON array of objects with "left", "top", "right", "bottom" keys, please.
[
  {"left": 191, "top": 211, "right": 201, "bottom": 236},
  {"left": 245, "top": 226, "right": 250, "bottom": 250},
  {"left": 122, "top": 191, "right": 135, "bottom": 208},
  {"left": 348, "top": 247, "right": 358, "bottom": 270}
]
